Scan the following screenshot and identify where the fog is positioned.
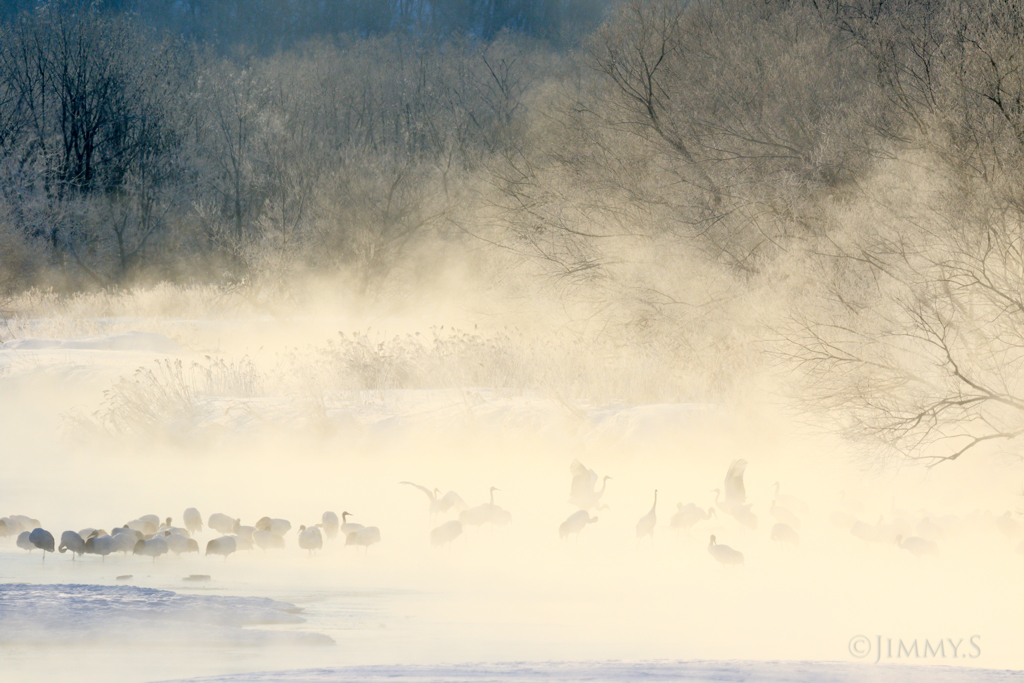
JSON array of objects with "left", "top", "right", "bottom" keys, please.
[{"left": 0, "top": 290, "right": 1021, "bottom": 683}]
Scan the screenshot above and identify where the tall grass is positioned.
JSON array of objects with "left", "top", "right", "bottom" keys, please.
[
  {"left": 69, "top": 326, "right": 697, "bottom": 444},
  {"left": 316, "top": 327, "right": 691, "bottom": 406},
  {"left": 72, "top": 356, "right": 262, "bottom": 443}
]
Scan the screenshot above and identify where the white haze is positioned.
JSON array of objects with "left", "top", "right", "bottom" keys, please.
[{"left": 0, "top": 289, "right": 1022, "bottom": 683}]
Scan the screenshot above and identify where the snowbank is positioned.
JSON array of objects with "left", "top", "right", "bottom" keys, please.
[
  {"left": 0, "top": 583, "right": 332, "bottom": 646},
  {"left": 0, "top": 331, "right": 180, "bottom": 353},
  {"left": 155, "top": 660, "right": 1022, "bottom": 683}
]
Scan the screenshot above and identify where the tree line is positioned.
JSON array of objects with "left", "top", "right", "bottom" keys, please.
[
  {"left": 0, "top": 3, "right": 564, "bottom": 291},
  {"left": 0, "top": 0, "right": 607, "bottom": 46}
]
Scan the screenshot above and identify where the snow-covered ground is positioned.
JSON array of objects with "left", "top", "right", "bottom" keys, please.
[
  {"left": 1, "top": 326, "right": 1022, "bottom": 683},
  {"left": 155, "top": 660, "right": 1024, "bottom": 683}
]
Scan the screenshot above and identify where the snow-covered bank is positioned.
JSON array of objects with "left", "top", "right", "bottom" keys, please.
[
  {"left": 0, "top": 331, "right": 180, "bottom": 353},
  {"left": 155, "top": 660, "right": 1023, "bottom": 683},
  {"left": 0, "top": 583, "right": 332, "bottom": 646}
]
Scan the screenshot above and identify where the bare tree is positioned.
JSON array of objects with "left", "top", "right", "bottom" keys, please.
[
  {"left": 783, "top": 177, "right": 1024, "bottom": 466},
  {"left": 312, "top": 151, "right": 452, "bottom": 295},
  {"left": 194, "top": 53, "right": 270, "bottom": 260},
  {"left": 0, "top": 10, "right": 192, "bottom": 285},
  {"left": 587, "top": 0, "right": 881, "bottom": 271},
  {"left": 776, "top": 0, "right": 1024, "bottom": 466}
]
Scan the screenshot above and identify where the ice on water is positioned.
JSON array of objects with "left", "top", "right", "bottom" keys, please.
[{"left": 0, "top": 583, "right": 331, "bottom": 646}]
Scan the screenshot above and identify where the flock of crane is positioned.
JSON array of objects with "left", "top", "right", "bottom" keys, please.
[
  {"left": 3, "top": 458, "right": 1023, "bottom": 566},
  {"left": 0, "top": 508, "right": 382, "bottom": 563},
  {"left": 637, "top": 459, "right": 1021, "bottom": 563}
]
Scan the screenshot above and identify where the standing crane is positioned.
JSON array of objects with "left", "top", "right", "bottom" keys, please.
[{"left": 636, "top": 490, "right": 657, "bottom": 542}]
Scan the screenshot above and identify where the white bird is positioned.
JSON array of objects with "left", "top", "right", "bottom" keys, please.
[
  {"left": 133, "top": 536, "right": 169, "bottom": 561},
  {"left": 126, "top": 516, "right": 158, "bottom": 535},
  {"left": 569, "top": 460, "right": 611, "bottom": 511},
  {"left": 59, "top": 531, "right": 86, "bottom": 559},
  {"left": 183, "top": 508, "right": 203, "bottom": 534},
  {"left": 772, "top": 482, "right": 808, "bottom": 516},
  {"left": 123, "top": 519, "right": 148, "bottom": 534},
  {"left": 84, "top": 532, "right": 117, "bottom": 560},
  {"left": 83, "top": 532, "right": 117, "bottom": 561},
  {"left": 670, "top": 503, "right": 715, "bottom": 533},
  {"left": 340, "top": 511, "right": 364, "bottom": 537},
  {"left": 16, "top": 531, "right": 34, "bottom": 552},
  {"left": 636, "top": 490, "right": 657, "bottom": 541},
  {"left": 164, "top": 532, "right": 199, "bottom": 555},
  {"left": 731, "top": 504, "right": 759, "bottom": 531},
  {"left": 8, "top": 515, "right": 41, "bottom": 534},
  {"left": 459, "top": 487, "right": 511, "bottom": 527},
  {"left": 770, "top": 500, "right": 801, "bottom": 530},
  {"left": 346, "top": 526, "right": 381, "bottom": 551},
  {"left": 437, "top": 489, "right": 468, "bottom": 513},
  {"left": 850, "top": 518, "right": 877, "bottom": 545},
  {"left": 208, "top": 513, "right": 237, "bottom": 535},
  {"left": 232, "top": 520, "right": 257, "bottom": 543},
  {"left": 77, "top": 528, "right": 107, "bottom": 540},
  {"left": 724, "top": 460, "right": 748, "bottom": 508},
  {"left": 157, "top": 517, "right": 191, "bottom": 538},
  {"left": 321, "top": 512, "right": 339, "bottom": 539},
  {"left": 708, "top": 534, "right": 744, "bottom": 565},
  {"left": 491, "top": 507, "right": 513, "bottom": 525},
  {"left": 770, "top": 522, "right": 800, "bottom": 546},
  {"left": 112, "top": 525, "right": 141, "bottom": 539},
  {"left": 896, "top": 534, "right": 939, "bottom": 557},
  {"left": 297, "top": 525, "right": 323, "bottom": 555},
  {"left": 111, "top": 527, "right": 142, "bottom": 555},
  {"left": 253, "top": 529, "right": 286, "bottom": 550},
  {"left": 256, "top": 517, "right": 292, "bottom": 537},
  {"left": 138, "top": 513, "right": 160, "bottom": 528},
  {"left": 875, "top": 516, "right": 912, "bottom": 544},
  {"left": 206, "top": 536, "right": 237, "bottom": 560},
  {"left": 714, "top": 488, "right": 758, "bottom": 530},
  {"left": 714, "top": 460, "right": 758, "bottom": 530},
  {"left": 112, "top": 526, "right": 142, "bottom": 540},
  {"left": 559, "top": 510, "right": 597, "bottom": 541},
  {"left": 1, "top": 517, "right": 21, "bottom": 536},
  {"left": 29, "top": 528, "right": 55, "bottom": 561},
  {"left": 400, "top": 482, "right": 468, "bottom": 517},
  {"left": 229, "top": 534, "right": 253, "bottom": 551},
  {"left": 431, "top": 520, "right": 463, "bottom": 547}
]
